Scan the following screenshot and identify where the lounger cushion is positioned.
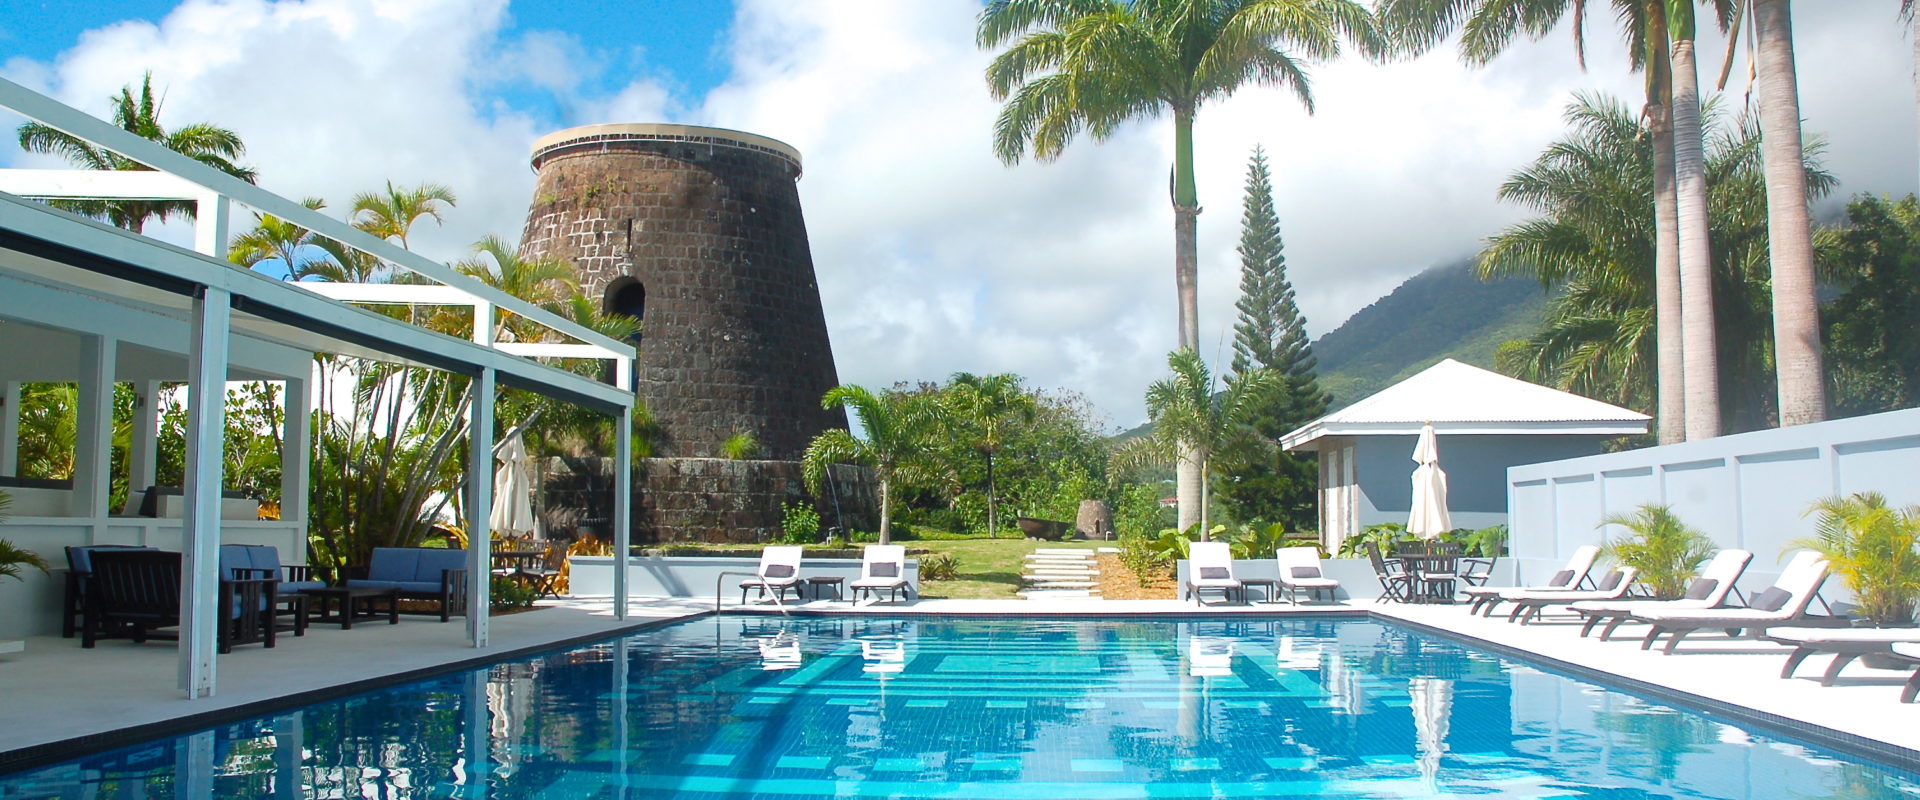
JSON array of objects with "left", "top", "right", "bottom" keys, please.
[
  {"left": 1549, "top": 569, "right": 1575, "bottom": 587},
  {"left": 765, "top": 564, "right": 795, "bottom": 578},
  {"left": 1290, "top": 567, "right": 1322, "bottom": 579},
  {"left": 870, "top": 562, "right": 899, "bottom": 578},
  {"left": 1751, "top": 587, "right": 1792, "bottom": 612},
  {"left": 1198, "top": 567, "right": 1231, "bottom": 579},
  {"left": 1684, "top": 579, "right": 1718, "bottom": 600},
  {"left": 851, "top": 577, "right": 906, "bottom": 588},
  {"left": 1597, "top": 571, "right": 1625, "bottom": 591}
]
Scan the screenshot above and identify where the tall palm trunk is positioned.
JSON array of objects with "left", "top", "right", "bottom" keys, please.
[
  {"left": 877, "top": 478, "right": 892, "bottom": 546},
  {"left": 985, "top": 452, "right": 997, "bottom": 538},
  {"left": 1753, "top": 0, "right": 1827, "bottom": 426},
  {"left": 1651, "top": 104, "right": 1687, "bottom": 445},
  {"left": 1172, "top": 109, "right": 1204, "bottom": 536},
  {"left": 1670, "top": 37, "right": 1721, "bottom": 440}
]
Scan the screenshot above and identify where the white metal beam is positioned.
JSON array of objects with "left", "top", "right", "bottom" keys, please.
[
  {"left": 280, "top": 376, "right": 310, "bottom": 525},
  {"left": 466, "top": 367, "right": 494, "bottom": 648},
  {"left": 0, "top": 168, "right": 206, "bottom": 200},
  {"left": 178, "top": 287, "right": 230, "bottom": 698},
  {"left": 295, "top": 282, "right": 483, "bottom": 305}
]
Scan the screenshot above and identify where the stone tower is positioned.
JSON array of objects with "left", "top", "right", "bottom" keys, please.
[{"left": 517, "top": 123, "right": 845, "bottom": 459}]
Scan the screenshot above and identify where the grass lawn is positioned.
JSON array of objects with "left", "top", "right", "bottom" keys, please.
[{"left": 908, "top": 536, "right": 1107, "bottom": 599}]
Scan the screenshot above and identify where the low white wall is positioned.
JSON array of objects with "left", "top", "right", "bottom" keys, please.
[
  {"left": 0, "top": 518, "right": 307, "bottom": 639},
  {"left": 1171, "top": 558, "right": 1390, "bottom": 601},
  {"left": 569, "top": 555, "right": 919, "bottom": 601},
  {"left": 1508, "top": 406, "right": 1920, "bottom": 600}
]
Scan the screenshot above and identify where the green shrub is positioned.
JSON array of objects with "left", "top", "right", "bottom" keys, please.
[
  {"left": 780, "top": 501, "right": 822, "bottom": 544},
  {"left": 489, "top": 575, "right": 537, "bottom": 610},
  {"left": 1337, "top": 522, "right": 1413, "bottom": 558},
  {"left": 1119, "top": 532, "right": 1170, "bottom": 587},
  {"left": 722, "top": 430, "right": 761, "bottom": 459},
  {"left": 1790, "top": 492, "right": 1920, "bottom": 625},
  {"left": 1221, "top": 521, "right": 1291, "bottom": 560},
  {"left": 1600, "top": 504, "right": 1715, "bottom": 599},
  {"left": 917, "top": 553, "right": 960, "bottom": 581}
]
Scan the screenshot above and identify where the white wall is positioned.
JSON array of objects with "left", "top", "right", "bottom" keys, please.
[{"left": 1507, "top": 406, "right": 1920, "bottom": 600}]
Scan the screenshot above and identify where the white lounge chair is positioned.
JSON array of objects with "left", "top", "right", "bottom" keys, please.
[
  {"left": 1890, "top": 642, "right": 1920, "bottom": 702},
  {"left": 1630, "top": 551, "right": 1837, "bottom": 654},
  {"left": 739, "top": 545, "right": 804, "bottom": 605},
  {"left": 1275, "top": 546, "right": 1341, "bottom": 605},
  {"left": 1183, "top": 541, "right": 1243, "bottom": 605},
  {"left": 1570, "top": 549, "right": 1753, "bottom": 639},
  {"left": 1188, "top": 636, "right": 1235, "bottom": 677},
  {"left": 850, "top": 545, "right": 913, "bottom": 603},
  {"left": 1463, "top": 544, "right": 1600, "bottom": 616},
  {"left": 1499, "top": 566, "right": 1639, "bottom": 624},
  {"left": 1766, "top": 626, "right": 1920, "bottom": 686}
]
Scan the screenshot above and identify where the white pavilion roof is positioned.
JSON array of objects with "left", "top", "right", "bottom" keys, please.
[{"left": 1280, "top": 358, "right": 1650, "bottom": 451}]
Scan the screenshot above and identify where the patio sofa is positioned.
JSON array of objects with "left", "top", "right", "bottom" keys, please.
[
  {"left": 344, "top": 547, "right": 469, "bottom": 621},
  {"left": 82, "top": 549, "right": 278, "bottom": 653},
  {"left": 219, "top": 544, "right": 327, "bottom": 596}
]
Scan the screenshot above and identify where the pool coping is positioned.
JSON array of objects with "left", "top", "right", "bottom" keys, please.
[{"left": 0, "top": 612, "right": 711, "bottom": 775}]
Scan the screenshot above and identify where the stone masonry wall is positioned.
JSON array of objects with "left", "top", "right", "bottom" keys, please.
[
  {"left": 517, "top": 135, "right": 845, "bottom": 460},
  {"left": 539, "top": 456, "right": 875, "bottom": 545}
]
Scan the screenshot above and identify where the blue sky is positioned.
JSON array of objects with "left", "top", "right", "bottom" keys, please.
[{"left": 0, "top": 2, "right": 1911, "bottom": 427}]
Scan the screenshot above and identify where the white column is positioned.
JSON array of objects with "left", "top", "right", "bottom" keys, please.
[
  {"left": 279, "top": 376, "right": 310, "bottom": 526},
  {"left": 473, "top": 302, "right": 493, "bottom": 345},
  {"left": 463, "top": 668, "right": 491, "bottom": 798},
  {"left": 178, "top": 729, "right": 216, "bottom": 800},
  {"left": 71, "top": 335, "right": 116, "bottom": 521},
  {"left": 0, "top": 380, "right": 19, "bottom": 476},
  {"left": 193, "top": 194, "right": 230, "bottom": 260},
  {"left": 273, "top": 712, "right": 304, "bottom": 800},
  {"left": 466, "top": 367, "right": 494, "bottom": 648},
  {"left": 126, "top": 380, "right": 162, "bottom": 510},
  {"left": 613, "top": 409, "right": 631, "bottom": 620},
  {"left": 179, "top": 287, "right": 230, "bottom": 698}
]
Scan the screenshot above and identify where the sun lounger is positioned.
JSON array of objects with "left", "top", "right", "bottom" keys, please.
[
  {"left": 850, "top": 545, "right": 913, "bottom": 603},
  {"left": 1766, "top": 626, "right": 1920, "bottom": 685},
  {"left": 1630, "top": 551, "right": 1839, "bottom": 654},
  {"left": 739, "top": 545, "right": 805, "bottom": 605},
  {"left": 1500, "top": 566, "right": 1638, "bottom": 624},
  {"left": 1570, "top": 549, "right": 1753, "bottom": 638},
  {"left": 1183, "top": 541, "right": 1243, "bottom": 605},
  {"left": 1275, "top": 546, "right": 1341, "bottom": 605},
  {"left": 1463, "top": 544, "right": 1599, "bottom": 616},
  {"left": 1889, "top": 643, "right": 1920, "bottom": 702}
]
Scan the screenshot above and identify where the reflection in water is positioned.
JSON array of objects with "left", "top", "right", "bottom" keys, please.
[{"left": 4, "top": 617, "right": 1917, "bottom": 800}]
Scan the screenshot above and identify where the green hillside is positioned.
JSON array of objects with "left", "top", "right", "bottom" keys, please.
[{"left": 1312, "top": 258, "right": 1547, "bottom": 410}]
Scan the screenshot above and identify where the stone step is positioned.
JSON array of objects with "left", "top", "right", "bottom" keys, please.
[
  {"left": 1096, "top": 547, "right": 1121, "bottom": 554},
  {"left": 1025, "top": 569, "right": 1096, "bottom": 577},
  {"left": 1025, "top": 555, "right": 1093, "bottom": 562},
  {"left": 1034, "top": 548, "right": 1091, "bottom": 554},
  {"left": 1024, "top": 580, "right": 1099, "bottom": 589},
  {"left": 1017, "top": 589, "right": 1102, "bottom": 599}
]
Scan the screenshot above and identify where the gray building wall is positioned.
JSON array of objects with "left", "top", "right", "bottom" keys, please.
[{"left": 1353, "top": 434, "right": 1615, "bottom": 532}]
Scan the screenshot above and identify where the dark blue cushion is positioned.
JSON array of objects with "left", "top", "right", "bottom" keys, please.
[
  {"left": 219, "top": 545, "right": 253, "bottom": 580},
  {"left": 367, "top": 548, "right": 421, "bottom": 583},
  {"left": 247, "top": 545, "right": 283, "bottom": 575},
  {"left": 279, "top": 580, "right": 326, "bottom": 594},
  {"left": 67, "top": 545, "right": 154, "bottom": 574},
  {"left": 413, "top": 549, "right": 467, "bottom": 582},
  {"left": 351, "top": 579, "right": 443, "bottom": 594}
]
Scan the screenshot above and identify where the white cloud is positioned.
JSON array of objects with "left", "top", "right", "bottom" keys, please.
[{"left": 5, "top": 0, "right": 1912, "bottom": 430}]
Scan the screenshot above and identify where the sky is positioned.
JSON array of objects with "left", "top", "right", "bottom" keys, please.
[{"left": 0, "top": 1, "right": 1913, "bottom": 431}]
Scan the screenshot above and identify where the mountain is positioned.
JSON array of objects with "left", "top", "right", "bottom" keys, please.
[{"left": 1311, "top": 258, "right": 1547, "bottom": 410}]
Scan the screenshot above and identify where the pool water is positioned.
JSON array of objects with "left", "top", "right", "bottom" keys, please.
[{"left": 4, "top": 617, "right": 1917, "bottom": 799}]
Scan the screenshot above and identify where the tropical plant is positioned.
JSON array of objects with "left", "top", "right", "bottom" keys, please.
[
  {"left": 1788, "top": 492, "right": 1920, "bottom": 626},
  {"left": 15, "top": 72, "right": 255, "bottom": 233},
  {"left": 721, "top": 430, "right": 761, "bottom": 460},
  {"left": 1336, "top": 521, "right": 1412, "bottom": 559},
  {"left": 0, "top": 538, "right": 49, "bottom": 583},
  {"left": 455, "top": 235, "right": 578, "bottom": 340},
  {"left": 780, "top": 501, "right": 821, "bottom": 545},
  {"left": 1598, "top": 504, "right": 1716, "bottom": 599},
  {"left": 1825, "top": 194, "right": 1920, "bottom": 418},
  {"left": 350, "top": 181, "right": 457, "bottom": 250},
  {"left": 1120, "top": 530, "right": 1173, "bottom": 586},
  {"left": 945, "top": 372, "right": 1034, "bottom": 538},
  {"left": 229, "top": 198, "right": 335, "bottom": 281},
  {"left": 1221, "top": 520, "right": 1290, "bottom": 560},
  {"left": 917, "top": 553, "right": 961, "bottom": 582},
  {"left": 1113, "top": 349, "right": 1279, "bottom": 537},
  {"left": 802, "top": 385, "right": 942, "bottom": 545},
  {"left": 1458, "top": 523, "right": 1508, "bottom": 559},
  {"left": 979, "top": 0, "right": 1382, "bottom": 529}
]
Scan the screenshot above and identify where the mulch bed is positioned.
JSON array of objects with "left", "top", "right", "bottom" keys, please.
[{"left": 1095, "top": 554, "right": 1177, "bottom": 600}]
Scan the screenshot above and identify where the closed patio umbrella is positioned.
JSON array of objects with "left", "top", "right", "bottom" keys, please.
[
  {"left": 490, "top": 432, "right": 538, "bottom": 538},
  {"left": 1407, "top": 422, "right": 1451, "bottom": 540},
  {"left": 1410, "top": 676, "right": 1454, "bottom": 786}
]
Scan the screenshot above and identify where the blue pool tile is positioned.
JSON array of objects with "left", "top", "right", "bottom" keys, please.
[
  {"left": 873, "top": 757, "right": 926, "bottom": 772},
  {"left": 1065, "top": 700, "right": 1106, "bottom": 710},
  {"left": 1264, "top": 756, "right": 1317, "bottom": 770},
  {"left": 747, "top": 697, "right": 784, "bottom": 705},
  {"left": 906, "top": 699, "right": 949, "bottom": 708},
  {"left": 985, "top": 700, "right": 1027, "bottom": 709},
  {"left": 683, "top": 753, "right": 735, "bottom": 767},
  {"left": 1220, "top": 700, "right": 1268, "bottom": 710},
  {"left": 776, "top": 755, "right": 832, "bottom": 770},
  {"left": 1171, "top": 758, "right": 1220, "bottom": 771},
  {"left": 825, "top": 697, "right": 868, "bottom": 706},
  {"left": 1142, "top": 700, "right": 1183, "bottom": 710},
  {"left": 1071, "top": 758, "right": 1125, "bottom": 773},
  {"left": 1362, "top": 754, "right": 1415, "bottom": 766},
  {"left": 970, "top": 757, "right": 1022, "bottom": 772}
]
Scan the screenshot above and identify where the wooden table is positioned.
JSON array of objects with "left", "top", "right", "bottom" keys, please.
[
  {"left": 1240, "top": 578, "right": 1280, "bottom": 604},
  {"left": 301, "top": 586, "right": 399, "bottom": 629},
  {"left": 1395, "top": 554, "right": 1461, "bottom": 603},
  {"left": 805, "top": 576, "right": 845, "bottom": 602}
]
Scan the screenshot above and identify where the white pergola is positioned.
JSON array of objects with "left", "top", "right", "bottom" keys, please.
[{"left": 0, "top": 76, "right": 636, "bottom": 698}]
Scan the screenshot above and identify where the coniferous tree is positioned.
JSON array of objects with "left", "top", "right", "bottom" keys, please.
[{"left": 1216, "top": 147, "right": 1328, "bottom": 531}]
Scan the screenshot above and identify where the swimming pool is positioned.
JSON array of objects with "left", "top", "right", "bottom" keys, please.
[{"left": 3, "top": 616, "right": 1915, "bottom": 799}]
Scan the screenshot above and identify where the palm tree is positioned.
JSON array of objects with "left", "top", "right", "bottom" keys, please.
[
  {"left": 1747, "top": 0, "right": 1826, "bottom": 426},
  {"left": 229, "top": 197, "right": 335, "bottom": 281},
  {"left": 1667, "top": 1, "right": 1725, "bottom": 440},
  {"left": 16, "top": 72, "right": 255, "bottom": 233},
  {"left": 979, "top": 0, "right": 1381, "bottom": 530},
  {"left": 1115, "top": 349, "right": 1279, "bottom": 538},
  {"left": 350, "top": 181, "right": 457, "bottom": 250},
  {"left": 802, "top": 385, "right": 940, "bottom": 545},
  {"left": 945, "top": 372, "right": 1035, "bottom": 538},
  {"left": 1599, "top": 504, "right": 1716, "bottom": 599},
  {"left": 455, "top": 235, "right": 579, "bottom": 341}
]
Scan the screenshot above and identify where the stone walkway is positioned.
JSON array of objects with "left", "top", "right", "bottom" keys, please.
[{"left": 1017, "top": 547, "right": 1109, "bottom": 600}]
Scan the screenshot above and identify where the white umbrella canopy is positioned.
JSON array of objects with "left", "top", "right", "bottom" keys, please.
[
  {"left": 1407, "top": 422, "right": 1452, "bottom": 540},
  {"left": 489, "top": 433, "right": 538, "bottom": 538}
]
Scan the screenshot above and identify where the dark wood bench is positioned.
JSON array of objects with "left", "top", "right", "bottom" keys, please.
[{"left": 83, "top": 550, "right": 278, "bottom": 653}]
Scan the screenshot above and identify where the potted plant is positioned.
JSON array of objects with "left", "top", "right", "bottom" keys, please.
[
  {"left": 1788, "top": 492, "right": 1920, "bottom": 628},
  {"left": 1598, "top": 504, "right": 1716, "bottom": 599}
]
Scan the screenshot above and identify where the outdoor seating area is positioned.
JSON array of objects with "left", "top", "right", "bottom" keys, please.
[{"left": 734, "top": 544, "right": 916, "bottom": 607}]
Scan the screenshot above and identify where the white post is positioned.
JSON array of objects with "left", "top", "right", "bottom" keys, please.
[
  {"left": 614, "top": 408, "right": 631, "bottom": 620},
  {"left": 0, "top": 380, "right": 19, "bottom": 476},
  {"left": 473, "top": 302, "right": 493, "bottom": 345},
  {"left": 178, "top": 729, "right": 216, "bottom": 800},
  {"left": 467, "top": 367, "right": 494, "bottom": 648},
  {"left": 464, "top": 668, "right": 491, "bottom": 798},
  {"left": 279, "top": 376, "right": 310, "bottom": 526},
  {"left": 126, "top": 379, "right": 162, "bottom": 511},
  {"left": 179, "top": 287, "right": 230, "bottom": 698},
  {"left": 71, "top": 335, "right": 116, "bottom": 521},
  {"left": 273, "top": 712, "right": 304, "bottom": 800},
  {"left": 193, "top": 193, "right": 230, "bottom": 260}
]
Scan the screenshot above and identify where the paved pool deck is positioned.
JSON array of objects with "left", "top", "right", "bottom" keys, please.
[{"left": 6, "top": 594, "right": 1919, "bottom": 771}]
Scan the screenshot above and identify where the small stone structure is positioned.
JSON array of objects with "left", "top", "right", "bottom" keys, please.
[{"left": 1076, "top": 499, "right": 1114, "bottom": 540}]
